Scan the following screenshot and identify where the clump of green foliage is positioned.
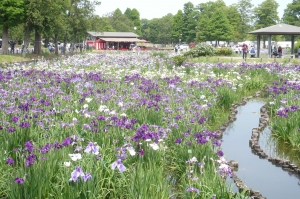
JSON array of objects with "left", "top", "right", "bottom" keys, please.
[
  {"left": 215, "top": 47, "right": 233, "bottom": 56},
  {"left": 293, "top": 42, "right": 300, "bottom": 54},
  {"left": 172, "top": 55, "right": 186, "bottom": 66},
  {"left": 184, "top": 43, "right": 215, "bottom": 58}
]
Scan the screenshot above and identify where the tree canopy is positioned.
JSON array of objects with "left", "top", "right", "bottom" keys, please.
[{"left": 1, "top": 0, "right": 298, "bottom": 54}]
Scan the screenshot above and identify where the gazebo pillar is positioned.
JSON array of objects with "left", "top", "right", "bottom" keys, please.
[
  {"left": 268, "top": 35, "right": 272, "bottom": 58},
  {"left": 257, "top": 34, "right": 261, "bottom": 58},
  {"left": 291, "top": 35, "right": 295, "bottom": 55}
]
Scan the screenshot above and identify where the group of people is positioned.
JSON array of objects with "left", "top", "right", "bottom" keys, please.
[
  {"left": 272, "top": 45, "right": 283, "bottom": 58},
  {"left": 48, "top": 44, "right": 55, "bottom": 53},
  {"left": 241, "top": 43, "right": 284, "bottom": 59}
]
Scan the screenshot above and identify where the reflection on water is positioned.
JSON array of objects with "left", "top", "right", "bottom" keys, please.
[{"left": 222, "top": 100, "right": 300, "bottom": 199}]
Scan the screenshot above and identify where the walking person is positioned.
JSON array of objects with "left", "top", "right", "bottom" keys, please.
[
  {"left": 10, "top": 40, "right": 16, "bottom": 54},
  {"left": 278, "top": 46, "right": 282, "bottom": 58},
  {"left": 174, "top": 45, "right": 178, "bottom": 54},
  {"left": 242, "top": 43, "right": 248, "bottom": 60}
]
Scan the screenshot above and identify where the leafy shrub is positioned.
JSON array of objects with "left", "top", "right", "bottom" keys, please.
[
  {"left": 172, "top": 55, "right": 186, "bottom": 66},
  {"left": 215, "top": 47, "right": 233, "bottom": 56},
  {"left": 294, "top": 42, "right": 300, "bottom": 54},
  {"left": 184, "top": 43, "right": 215, "bottom": 58},
  {"left": 216, "top": 87, "right": 238, "bottom": 109}
]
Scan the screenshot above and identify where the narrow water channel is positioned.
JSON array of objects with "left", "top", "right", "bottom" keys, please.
[{"left": 222, "top": 100, "right": 300, "bottom": 199}]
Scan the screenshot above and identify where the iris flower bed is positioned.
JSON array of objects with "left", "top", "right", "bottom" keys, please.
[
  {"left": 0, "top": 51, "right": 298, "bottom": 198},
  {"left": 266, "top": 76, "right": 300, "bottom": 165}
]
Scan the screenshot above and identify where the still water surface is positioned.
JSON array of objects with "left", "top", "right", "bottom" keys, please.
[{"left": 222, "top": 100, "right": 300, "bottom": 199}]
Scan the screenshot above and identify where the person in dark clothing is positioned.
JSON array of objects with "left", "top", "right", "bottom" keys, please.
[
  {"left": 242, "top": 43, "right": 248, "bottom": 59},
  {"left": 278, "top": 46, "right": 282, "bottom": 58},
  {"left": 10, "top": 40, "right": 16, "bottom": 54}
]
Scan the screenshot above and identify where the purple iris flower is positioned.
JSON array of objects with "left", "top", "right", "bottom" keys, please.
[
  {"left": 25, "top": 154, "right": 36, "bottom": 166},
  {"left": 186, "top": 187, "right": 200, "bottom": 194},
  {"left": 7, "top": 127, "right": 15, "bottom": 133},
  {"left": 198, "top": 117, "right": 206, "bottom": 124},
  {"left": 198, "top": 162, "right": 203, "bottom": 168},
  {"left": 14, "top": 177, "right": 24, "bottom": 184},
  {"left": 174, "top": 138, "right": 182, "bottom": 144},
  {"left": 24, "top": 140, "right": 34, "bottom": 152},
  {"left": 69, "top": 166, "right": 85, "bottom": 182},
  {"left": 84, "top": 142, "right": 99, "bottom": 155},
  {"left": 216, "top": 150, "right": 224, "bottom": 156},
  {"left": 138, "top": 149, "right": 145, "bottom": 156},
  {"left": 111, "top": 159, "right": 126, "bottom": 172},
  {"left": 82, "top": 173, "right": 92, "bottom": 182},
  {"left": 213, "top": 140, "right": 222, "bottom": 147},
  {"left": 53, "top": 141, "right": 63, "bottom": 149},
  {"left": 19, "top": 122, "right": 30, "bottom": 128},
  {"left": 97, "top": 115, "right": 106, "bottom": 121},
  {"left": 62, "top": 137, "right": 72, "bottom": 146},
  {"left": 40, "top": 143, "right": 52, "bottom": 154},
  {"left": 174, "top": 114, "right": 182, "bottom": 120},
  {"left": 6, "top": 157, "right": 14, "bottom": 165},
  {"left": 11, "top": 116, "right": 19, "bottom": 123}
]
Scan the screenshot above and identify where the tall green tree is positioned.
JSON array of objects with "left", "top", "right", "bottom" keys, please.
[
  {"left": 196, "top": 0, "right": 226, "bottom": 43},
  {"left": 253, "top": 0, "right": 279, "bottom": 47},
  {"left": 0, "top": 0, "right": 24, "bottom": 54},
  {"left": 67, "top": 0, "right": 100, "bottom": 53},
  {"left": 8, "top": 23, "right": 25, "bottom": 44},
  {"left": 124, "top": 8, "right": 132, "bottom": 20},
  {"left": 88, "top": 15, "right": 115, "bottom": 32},
  {"left": 182, "top": 2, "right": 198, "bottom": 42},
  {"left": 108, "top": 9, "right": 134, "bottom": 32},
  {"left": 156, "top": 14, "right": 173, "bottom": 44},
  {"left": 196, "top": 14, "right": 210, "bottom": 42},
  {"left": 282, "top": 0, "right": 300, "bottom": 26},
  {"left": 142, "top": 18, "right": 159, "bottom": 43},
  {"left": 130, "top": 8, "right": 142, "bottom": 36},
  {"left": 236, "top": 0, "right": 254, "bottom": 41},
  {"left": 225, "top": 5, "right": 242, "bottom": 42},
  {"left": 172, "top": 10, "right": 184, "bottom": 43},
  {"left": 209, "top": 8, "right": 233, "bottom": 45},
  {"left": 141, "top": 18, "right": 149, "bottom": 40}
]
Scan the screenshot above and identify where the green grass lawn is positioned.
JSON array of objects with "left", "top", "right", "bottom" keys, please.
[
  {"left": 2, "top": 48, "right": 300, "bottom": 65},
  {"left": 0, "top": 54, "right": 31, "bottom": 63},
  {"left": 191, "top": 54, "right": 300, "bottom": 64}
]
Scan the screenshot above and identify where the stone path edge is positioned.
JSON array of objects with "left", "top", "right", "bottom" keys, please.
[{"left": 216, "top": 87, "right": 300, "bottom": 199}]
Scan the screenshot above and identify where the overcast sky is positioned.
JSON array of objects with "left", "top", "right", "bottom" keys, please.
[{"left": 95, "top": 0, "right": 291, "bottom": 20}]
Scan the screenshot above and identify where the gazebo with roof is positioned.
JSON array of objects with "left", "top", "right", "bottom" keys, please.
[{"left": 248, "top": 23, "right": 300, "bottom": 58}]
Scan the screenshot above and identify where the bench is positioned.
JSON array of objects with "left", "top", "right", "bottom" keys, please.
[{"left": 282, "top": 54, "right": 296, "bottom": 58}]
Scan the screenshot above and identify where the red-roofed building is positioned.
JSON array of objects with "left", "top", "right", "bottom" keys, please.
[{"left": 86, "top": 31, "right": 144, "bottom": 50}]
